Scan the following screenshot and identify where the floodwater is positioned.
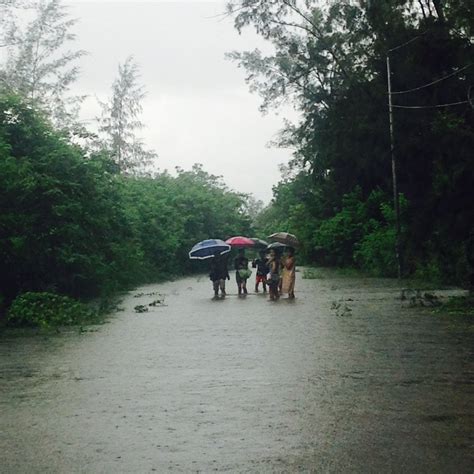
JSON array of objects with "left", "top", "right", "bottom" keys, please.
[{"left": 1, "top": 269, "right": 473, "bottom": 473}]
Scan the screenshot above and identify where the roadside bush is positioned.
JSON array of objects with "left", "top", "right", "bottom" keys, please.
[
  {"left": 302, "top": 268, "right": 323, "bottom": 279},
  {"left": 313, "top": 188, "right": 368, "bottom": 266},
  {"left": 411, "top": 245, "right": 469, "bottom": 286},
  {"left": 354, "top": 225, "right": 397, "bottom": 277},
  {"left": 7, "top": 292, "right": 97, "bottom": 328},
  {"left": 354, "top": 199, "right": 402, "bottom": 276},
  {"left": 412, "top": 259, "right": 444, "bottom": 286}
]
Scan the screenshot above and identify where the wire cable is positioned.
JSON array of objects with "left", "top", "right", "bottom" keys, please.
[
  {"left": 388, "top": 32, "right": 427, "bottom": 53},
  {"left": 391, "top": 64, "right": 473, "bottom": 95},
  {"left": 392, "top": 100, "right": 469, "bottom": 109}
]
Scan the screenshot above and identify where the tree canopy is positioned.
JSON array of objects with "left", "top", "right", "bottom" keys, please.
[
  {"left": 228, "top": 0, "right": 474, "bottom": 282},
  {"left": 0, "top": 93, "right": 252, "bottom": 310}
]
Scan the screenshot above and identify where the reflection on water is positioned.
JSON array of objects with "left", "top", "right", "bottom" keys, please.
[{"left": 1, "top": 270, "right": 473, "bottom": 473}]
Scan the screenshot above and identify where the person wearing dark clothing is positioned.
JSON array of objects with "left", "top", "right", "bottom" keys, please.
[
  {"left": 267, "top": 249, "right": 281, "bottom": 301},
  {"left": 252, "top": 250, "right": 269, "bottom": 293},
  {"left": 209, "top": 253, "right": 229, "bottom": 297},
  {"left": 234, "top": 248, "right": 250, "bottom": 295}
]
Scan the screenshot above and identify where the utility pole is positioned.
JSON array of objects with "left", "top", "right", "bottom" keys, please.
[
  {"left": 386, "top": 55, "right": 402, "bottom": 279},
  {"left": 385, "top": 34, "right": 426, "bottom": 279}
]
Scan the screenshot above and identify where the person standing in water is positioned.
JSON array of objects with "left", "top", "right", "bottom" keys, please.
[
  {"left": 234, "top": 248, "right": 250, "bottom": 295},
  {"left": 267, "top": 249, "right": 281, "bottom": 301},
  {"left": 252, "top": 250, "right": 269, "bottom": 293},
  {"left": 281, "top": 247, "right": 296, "bottom": 299},
  {"left": 209, "top": 252, "right": 229, "bottom": 298}
]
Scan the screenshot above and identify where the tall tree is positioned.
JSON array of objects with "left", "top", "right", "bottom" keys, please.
[
  {"left": 228, "top": 0, "right": 474, "bottom": 281},
  {"left": 97, "top": 56, "right": 157, "bottom": 175},
  {"left": 0, "top": 1, "right": 31, "bottom": 49},
  {"left": 2, "top": 0, "right": 86, "bottom": 126}
]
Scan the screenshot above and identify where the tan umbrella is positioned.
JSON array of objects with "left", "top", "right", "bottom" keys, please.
[{"left": 268, "top": 232, "right": 299, "bottom": 248}]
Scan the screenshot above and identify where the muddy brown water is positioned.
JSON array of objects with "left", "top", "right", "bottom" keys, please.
[{"left": 1, "top": 269, "right": 473, "bottom": 473}]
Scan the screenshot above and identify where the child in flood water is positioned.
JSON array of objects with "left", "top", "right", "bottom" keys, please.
[
  {"left": 234, "top": 248, "right": 250, "bottom": 295},
  {"left": 252, "top": 250, "right": 269, "bottom": 293}
]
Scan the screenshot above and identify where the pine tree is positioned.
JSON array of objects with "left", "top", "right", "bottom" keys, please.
[
  {"left": 1, "top": 0, "right": 86, "bottom": 127},
  {"left": 1, "top": 1, "right": 19, "bottom": 48},
  {"left": 97, "top": 56, "right": 157, "bottom": 175}
]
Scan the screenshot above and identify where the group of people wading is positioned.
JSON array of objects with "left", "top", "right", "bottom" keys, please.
[{"left": 209, "top": 247, "right": 296, "bottom": 300}]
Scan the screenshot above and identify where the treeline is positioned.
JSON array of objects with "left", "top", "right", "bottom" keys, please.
[
  {"left": 0, "top": 0, "right": 255, "bottom": 323},
  {"left": 0, "top": 94, "right": 252, "bottom": 315},
  {"left": 228, "top": 0, "right": 474, "bottom": 284}
]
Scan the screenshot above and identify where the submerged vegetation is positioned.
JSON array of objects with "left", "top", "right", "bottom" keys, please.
[
  {"left": 433, "top": 296, "right": 474, "bottom": 317},
  {"left": 7, "top": 292, "right": 99, "bottom": 328}
]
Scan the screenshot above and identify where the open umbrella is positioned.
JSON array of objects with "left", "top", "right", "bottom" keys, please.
[
  {"left": 268, "top": 232, "right": 299, "bottom": 248},
  {"left": 189, "top": 239, "right": 231, "bottom": 260},
  {"left": 251, "top": 238, "right": 269, "bottom": 249},
  {"left": 266, "top": 241, "right": 287, "bottom": 250},
  {"left": 225, "top": 236, "right": 255, "bottom": 248}
]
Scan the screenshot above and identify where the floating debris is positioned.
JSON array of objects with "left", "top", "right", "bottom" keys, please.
[
  {"left": 401, "top": 289, "right": 441, "bottom": 307},
  {"left": 134, "top": 291, "right": 161, "bottom": 298},
  {"left": 331, "top": 299, "right": 352, "bottom": 317},
  {"left": 331, "top": 301, "right": 341, "bottom": 310},
  {"left": 134, "top": 305, "right": 149, "bottom": 313},
  {"left": 149, "top": 298, "right": 166, "bottom": 307}
]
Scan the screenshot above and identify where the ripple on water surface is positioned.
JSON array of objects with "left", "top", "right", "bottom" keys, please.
[{"left": 1, "top": 270, "right": 473, "bottom": 472}]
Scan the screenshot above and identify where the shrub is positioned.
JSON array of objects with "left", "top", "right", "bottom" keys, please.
[
  {"left": 302, "top": 268, "right": 323, "bottom": 279},
  {"left": 354, "top": 196, "right": 408, "bottom": 277},
  {"left": 313, "top": 188, "right": 368, "bottom": 266},
  {"left": 7, "top": 292, "right": 97, "bottom": 328},
  {"left": 354, "top": 225, "right": 397, "bottom": 276}
]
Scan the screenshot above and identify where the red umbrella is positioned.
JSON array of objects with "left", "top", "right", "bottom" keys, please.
[{"left": 225, "top": 236, "right": 255, "bottom": 248}]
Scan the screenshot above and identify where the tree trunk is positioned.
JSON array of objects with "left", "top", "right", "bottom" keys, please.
[{"left": 432, "top": 0, "right": 445, "bottom": 23}]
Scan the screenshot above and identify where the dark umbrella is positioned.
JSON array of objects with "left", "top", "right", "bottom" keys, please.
[
  {"left": 251, "top": 238, "right": 269, "bottom": 249},
  {"left": 266, "top": 242, "right": 287, "bottom": 251},
  {"left": 189, "top": 239, "right": 231, "bottom": 260}
]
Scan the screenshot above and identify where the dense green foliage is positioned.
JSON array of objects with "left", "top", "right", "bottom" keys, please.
[
  {"left": 0, "top": 94, "right": 252, "bottom": 324},
  {"left": 7, "top": 292, "right": 97, "bottom": 328},
  {"left": 1, "top": 0, "right": 473, "bottom": 329},
  {"left": 0, "top": 1, "right": 254, "bottom": 326},
  {"left": 229, "top": 0, "right": 474, "bottom": 284}
]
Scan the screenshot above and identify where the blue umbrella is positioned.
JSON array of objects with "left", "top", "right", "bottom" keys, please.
[{"left": 189, "top": 239, "right": 231, "bottom": 260}]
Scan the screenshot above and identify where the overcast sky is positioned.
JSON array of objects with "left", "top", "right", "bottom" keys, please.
[{"left": 65, "top": 0, "right": 298, "bottom": 203}]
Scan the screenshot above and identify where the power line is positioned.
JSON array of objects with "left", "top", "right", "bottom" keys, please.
[
  {"left": 391, "top": 64, "right": 473, "bottom": 95},
  {"left": 392, "top": 100, "right": 469, "bottom": 109},
  {"left": 388, "top": 32, "right": 428, "bottom": 53}
]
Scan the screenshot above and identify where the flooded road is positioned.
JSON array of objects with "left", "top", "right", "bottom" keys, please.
[{"left": 1, "top": 270, "right": 473, "bottom": 473}]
